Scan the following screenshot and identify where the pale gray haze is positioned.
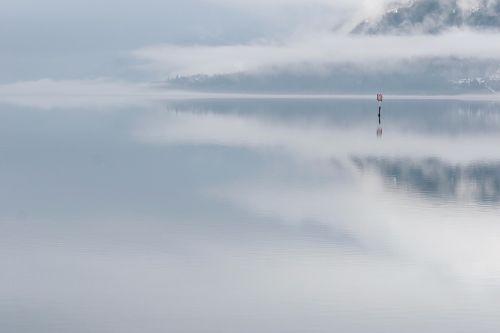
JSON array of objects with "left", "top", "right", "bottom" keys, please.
[
  {"left": 3, "top": 1, "right": 500, "bottom": 333},
  {"left": 4, "top": 0, "right": 500, "bottom": 93}
]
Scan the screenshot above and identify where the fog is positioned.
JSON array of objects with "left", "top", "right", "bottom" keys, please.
[{"left": 2, "top": 98, "right": 500, "bottom": 332}]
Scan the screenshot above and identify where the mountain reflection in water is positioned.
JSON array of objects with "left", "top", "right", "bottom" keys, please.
[
  {"left": 1, "top": 97, "right": 500, "bottom": 333},
  {"left": 353, "top": 157, "right": 500, "bottom": 204}
]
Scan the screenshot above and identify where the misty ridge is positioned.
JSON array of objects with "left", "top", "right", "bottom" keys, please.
[
  {"left": 164, "top": 0, "right": 500, "bottom": 95},
  {"left": 352, "top": 0, "right": 500, "bottom": 34}
]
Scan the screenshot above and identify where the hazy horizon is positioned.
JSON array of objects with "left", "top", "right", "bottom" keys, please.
[
  {"left": 4, "top": 0, "right": 500, "bottom": 94},
  {"left": 4, "top": 1, "right": 500, "bottom": 332}
]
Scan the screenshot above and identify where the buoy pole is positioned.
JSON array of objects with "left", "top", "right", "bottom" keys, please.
[
  {"left": 376, "top": 93, "right": 383, "bottom": 137},
  {"left": 377, "top": 93, "right": 383, "bottom": 125}
]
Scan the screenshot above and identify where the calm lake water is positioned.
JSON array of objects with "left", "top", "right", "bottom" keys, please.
[{"left": 1, "top": 97, "right": 500, "bottom": 332}]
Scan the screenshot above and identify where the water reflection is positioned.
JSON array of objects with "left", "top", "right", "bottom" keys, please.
[
  {"left": 353, "top": 157, "right": 500, "bottom": 204},
  {"left": 2, "top": 98, "right": 500, "bottom": 333},
  {"left": 377, "top": 103, "right": 383, "bottom": 137}
]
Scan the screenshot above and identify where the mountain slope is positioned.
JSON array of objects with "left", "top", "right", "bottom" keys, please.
[
  {"left": 352, "top": 0, "right": 500, "bottom": 34},
  {"left": 165, "top": 0, "right": 500, "bottom": 94},
  {"left": 166, "top": 58, "right": 500, "bottom": 94}
]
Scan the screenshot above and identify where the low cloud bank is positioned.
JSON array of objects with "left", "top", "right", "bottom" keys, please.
[
  {"left": 132, "top": 30, "right": 500, "bottom": 77},
  {"left": 0, "top": 79, "right": 218, "bottom": 109}
]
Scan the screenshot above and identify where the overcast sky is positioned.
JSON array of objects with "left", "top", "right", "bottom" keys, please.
[
  {"left": 0, "top": 0, "right": 392, "bottom": 82},
  {"left": 2, "top": 0, "right": 500, "bottom": 86}
]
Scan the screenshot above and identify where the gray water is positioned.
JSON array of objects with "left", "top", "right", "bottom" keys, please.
[{"left": 2, "top": 97, "right": 500, "bottom": 332}]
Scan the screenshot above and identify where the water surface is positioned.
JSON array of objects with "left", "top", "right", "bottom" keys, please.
[{"left": 1, "top": 97, "right": 500, "bottom": 332}]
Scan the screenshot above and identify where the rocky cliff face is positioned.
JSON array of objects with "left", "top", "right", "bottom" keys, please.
[{"left": 353, "top": 0, "right": 500, "bottom": 34}]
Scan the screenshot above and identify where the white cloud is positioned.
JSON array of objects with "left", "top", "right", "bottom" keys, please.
[
  {"left": 0, "top": 79, "right": 211, "bottom": 109},
  {"left": 199, "top": 0, "right": 392, "bottom": 18},
  {"left": 3, "top": 78, "right": 500, "bottom": 110},
  {"left": 0, "top": 79, "right": 160, "bottom": 109},
  {"left": 132, "top": 30, "right": 500, "bottom": 77},
  {"left": 135, "top": 108, "right": 500, "bottom": 286},
  {"left": 0, "top": 79, "right": 153, "bottom": 97},
  {"left": 136, "top": 109, "right": 500, "bottom": 164},
  {"left": 210, "top": 174, "right": 500, "bottom": 287}
]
